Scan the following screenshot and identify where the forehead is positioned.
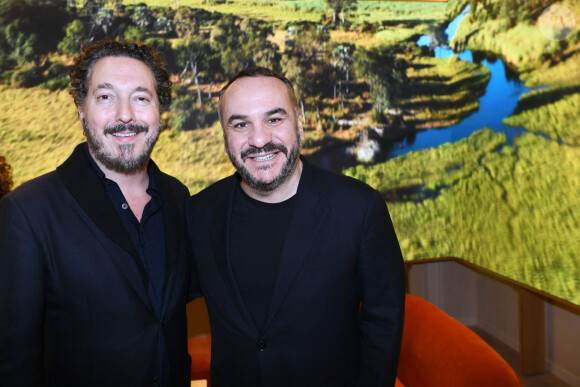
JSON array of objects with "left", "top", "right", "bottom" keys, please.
[
  {"left": 89, "top": 56, "right": 155, "bottom": 90},
  {"left": 222, "top": 76, "right": 294, "bottom": 117}
]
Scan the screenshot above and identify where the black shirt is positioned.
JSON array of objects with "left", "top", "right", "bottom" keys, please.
[
  {"left": 230, "top": 182, "right": 296, "bottom": 331},
  {"left": 83, "top": 145, "right": 166, "bottom": 315},
  {"left": 83, "top": 145, "right": 170, "bottom": 385}
]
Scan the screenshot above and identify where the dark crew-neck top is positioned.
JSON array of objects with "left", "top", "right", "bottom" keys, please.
[{"left": 230, "top": 182, "right": 296, "bottom": 331}]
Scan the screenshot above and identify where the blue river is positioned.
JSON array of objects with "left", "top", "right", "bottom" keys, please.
[{"left": 309, "top": 6, "right": 532, "bottom": 172}]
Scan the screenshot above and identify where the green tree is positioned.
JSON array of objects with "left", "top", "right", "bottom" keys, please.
[
  {"left": 130, "top": 4, "right": 154, "bottom": 30},
  {"left": 175, "top": 37, "right": 213, "bottom": 107},
  {"left": 95, "top": 7, "right": 115, "bottom": 36},
  {"left": 146, "top": 37, "right": 178, "bottom": 73},
  {"left": 354, "top": 45, "right": 408, "bottom": 120},
  {"left": 170, "top": 94, "right": 216, "bottom": 131},
  {"left": 173, "top": 6, "right": 213, "bottom": 39},
  {"left": 239, "top": 18, "right": 279, "bottom": 69},
  {"left": 58, "top": 20, "right": 89, "bottom": 55},
  {"left": 0, "top": 0, "right": 70, "bottom": 64},
  {"left": 174, "top": 6, "right": 200, "bottom": 38},
  {"left": 154, "top": 15, "right": 175, "bottom": 37},
  {"left": 325, "top": 0, "right": 356, "bottom": 24},
  {"left": 82, "top": 0, "right": 106, "bottom": 39},
  {"left": 123, "top": 25, "right": 146, "bottom": 42},
  {"left": 331, "top": 42, "right": 355, "bottom": 104},
  {"left": 2, "top": 20, "right": 37, "bottom": 64},
  {"left": 281, "top": 23, "right": 331, "bottom": 117},
  {"left": 212, "top": 15, "right": 278, "bottom": 77}
]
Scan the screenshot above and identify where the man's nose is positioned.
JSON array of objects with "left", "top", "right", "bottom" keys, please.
[
  {"left": 247, "top": 123, "right": 272, "bottom": 148},
  {"left": 115, "top": 99, "right": 135, "bottom": 123}
]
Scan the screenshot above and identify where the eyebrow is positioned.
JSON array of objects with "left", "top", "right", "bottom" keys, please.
[
  {"left": 226, "top": 108, "right": 288, "bottom": 126},
  {"left": 134, "top": 86, "right": 154, "bottom": 96},
  {"left": 94, "top": 82, "right": 114, "bottom": 92},
  {"left": 93, "top": 83, "right": 153, "bottom": 96},
  {"left": 227, "top": 114, "right": 249, "bottom": 125},
  {"left": 266, "top": 108, "right": 288, "bottom": 117}
]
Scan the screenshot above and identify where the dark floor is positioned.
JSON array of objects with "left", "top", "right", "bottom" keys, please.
[{"left": 470, "top": 327, "right": 571, "bottom": 387}]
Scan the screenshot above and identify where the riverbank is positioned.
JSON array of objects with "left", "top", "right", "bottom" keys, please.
[
  {"left": 345, "top": 127, "right": 580, "bottom": 305},
  {"left": 450, "top": 0, "right": 580, "bottom": 147}
]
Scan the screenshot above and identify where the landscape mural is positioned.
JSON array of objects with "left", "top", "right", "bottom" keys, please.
[{"left": 1, "top": 0, "right": 579, "bottom": 305}]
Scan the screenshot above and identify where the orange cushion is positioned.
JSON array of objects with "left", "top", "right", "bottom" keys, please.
[
  {"left": 397, "top": 294, "right": 522, "bottom": 387},
  {"left": 188, "top": 336, "right": 211, "bottom": 382}
]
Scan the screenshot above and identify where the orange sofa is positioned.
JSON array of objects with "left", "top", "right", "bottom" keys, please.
[
  {"left": 188, "top": 336, "right": 211, "bottom": 385},
  {"left": 396, "top": 294, "right": 522, "bottom": 387},
  {"left": 189, "top": 294, "right": 522, "bottom": 387}
]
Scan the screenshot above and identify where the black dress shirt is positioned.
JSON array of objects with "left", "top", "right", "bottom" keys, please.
[{"left": 83, "top": 145, "right": 166, "bottom": 316}]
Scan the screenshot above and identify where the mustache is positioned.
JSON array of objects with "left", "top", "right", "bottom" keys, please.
[
  {"left": 241, "top": 143, "right": 288, "bottom": 161},
  {"left": 103, "top": 123, "right": 149, "bottom": 135}
]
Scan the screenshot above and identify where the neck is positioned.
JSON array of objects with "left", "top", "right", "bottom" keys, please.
[
  {"left": 92, "top": 155, "right": 151, "bottom": 221},
  {"left": 242, "top": 159, "right": 303, "bottom": 203}
]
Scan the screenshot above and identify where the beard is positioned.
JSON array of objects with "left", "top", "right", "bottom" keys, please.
[
  {"left": 83, "top": 119, "right": 160, "bottom": 174},
  {"left": 225, "top": 127, "right": 302, "bottom": 193}
]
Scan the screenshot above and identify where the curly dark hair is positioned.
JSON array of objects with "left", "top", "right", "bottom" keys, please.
[
  {"left": 69, "top": 39, "right": 172, "bottom": 112},
  {"left": 0, "top": 155, "right": 13, "bottom": 199}
]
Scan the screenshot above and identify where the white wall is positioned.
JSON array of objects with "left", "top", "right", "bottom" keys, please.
[
  {"left": 408, "top": 260, "right": 580, "bottom": 387},
  {"left": 545, "top": 301, "right": 580, "bottom": 386}
]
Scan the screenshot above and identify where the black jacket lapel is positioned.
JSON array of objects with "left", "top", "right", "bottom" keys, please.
[
  {"left": 263, "top": 159, "right": 330, "bottom": 331},
  {"left": 56, "top": 143, "right": 152, "bottom": 307}
]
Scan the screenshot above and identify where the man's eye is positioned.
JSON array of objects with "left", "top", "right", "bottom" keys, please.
[
  {"left": 98, "top": 95, "right": 110, "bottom": 101},
  {"left": 268, "top": 117, "right": 282, "bottom": 124},
  {"left": 234, "top": 122, "right": 248, "bottom": 129}
]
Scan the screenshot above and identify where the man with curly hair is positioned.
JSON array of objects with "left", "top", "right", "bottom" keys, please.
[{"left": 0, "top": 40, "right": 192, "bottom": 386}]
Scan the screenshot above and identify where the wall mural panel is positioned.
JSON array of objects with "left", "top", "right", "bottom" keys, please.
[{"left": 1, "top": 0, "right": 578, "bottom": 305}]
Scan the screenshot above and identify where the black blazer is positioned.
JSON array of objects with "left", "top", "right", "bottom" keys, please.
[
  {"left": 187, "top": 158, "right": 406, "bottom": 386},
  {"left": 0, "top": 144, "right": 191, "bottom": 386}
]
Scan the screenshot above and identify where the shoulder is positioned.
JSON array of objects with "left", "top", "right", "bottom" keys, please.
[
  {"left": 149, "top": 160, "right": 190, "bottom": 199},
  {"left": 157, "top": 170, "right": 190, "bottom": 197},
  {"left": 304, "top": 160, "right": 379, "bottom": 201},
  {"left": 190, "top": 174, "right": 237, "bottom": 204},
  {"left": 185, "top": 174, "right": 237, "bottom": 223},
  {"left": 300, "top": 160, "right": 389, "bottom": 222},
  {"left": 2, "top": 171, "right": 61, "bottom": 204},
  {"left": 0, "top": 171, "right": 64, "bottom": 220}
]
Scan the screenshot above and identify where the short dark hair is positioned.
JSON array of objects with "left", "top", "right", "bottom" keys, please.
[
  {"left": 69, "top": 39, "right": 172, "bottom": 112},
  {"left": 218, "top": 66, "right": 299, "bottom": 125}
]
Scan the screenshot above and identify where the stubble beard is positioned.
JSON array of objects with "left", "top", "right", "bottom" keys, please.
[
  {"left": 225, "top": 128, "right": 302, "bottom": 193},
  {"left": 83, "top": 119, "right": 160, "bottom": 174}
]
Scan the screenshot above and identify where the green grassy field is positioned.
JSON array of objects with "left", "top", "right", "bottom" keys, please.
[
  {"left": 113, "top": 0, "right": 452, "bottom": 24},
  {"left": 345, "top": 128, "right": 580, "bottom": 305},
  {"left": 0, "top": 85, "right": 235, "bottom": 192},
  {"left": 0, "top": 86, "right": 83, "bottom": 187},
  {"left": 2, "top": 0, "right": 579, "bottom": 305}
]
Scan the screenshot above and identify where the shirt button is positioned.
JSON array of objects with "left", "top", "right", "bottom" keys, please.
[
  {"left": 256, "top": 340, "right": 267, "bottom": 351},
  {"left": 121, "top": 203, "right": 129, "bottom": 210}
]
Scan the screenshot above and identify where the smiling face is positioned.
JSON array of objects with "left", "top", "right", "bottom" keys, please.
[
  {"left": 221, "top": 75, "right": 305, "bottom": 200},
  {"left": 79, "top": 56, "right": 161, "bottom": 175}
]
